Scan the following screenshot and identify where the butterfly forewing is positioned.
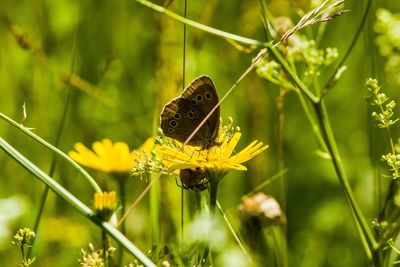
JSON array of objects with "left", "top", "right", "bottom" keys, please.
[
  {"left": 181, "top": 75, "right": 220, "bottom": 140},
  {"left": 160, "top": 98, "right": 211, "bottom": 146},
  {"left": 160, "top": 75, "right": 220, "bottom": 148}
]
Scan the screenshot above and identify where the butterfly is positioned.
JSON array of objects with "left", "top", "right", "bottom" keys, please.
[{"left": 160, "top": 75, "right": 220, "bottom": 149}]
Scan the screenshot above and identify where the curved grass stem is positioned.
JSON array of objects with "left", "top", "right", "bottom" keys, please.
[
  {"left": 0, "top": 112, "right": 101, "bottom": 193},
  {"left": 314, "top": 102, "right": 379, "bottom": 264},
  {"left": 28, "top": 81, "right": 74, "bottom": 259},
  {"left": 102, "top": 230, "right": 109, "bottom": 267},
  {"left": 0, "top": 137, "right": 156, "bottom": 267},
  {"left": 322, "top": 0, "right": 372, "bottom": 95},
  {"left": 134, "top": 0, "right": 269, "bottom": 47},
  {"left": 203, "top": 178, "right": 219, "bottom": 263},
  {"left": 117, "top": 179, "right": 127, "bottom": 266},
  {"left": 259, "top": 24, "right": 378, "bottom": 263},
  {"left": 267, "top": 45, "right": 319, "bottom": 103},
  {"left": 216, "top": 201, "right": 251, "bottom": 261},
  {"left": 295, "top": 91, "right": 328, "bottom": 153}
]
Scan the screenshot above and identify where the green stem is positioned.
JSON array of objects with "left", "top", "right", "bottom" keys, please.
[
  {"left": 134, "top": 0, "right": 269, "bottom": 47},
  {"left": 149, "top": 173, "right": 160, "bottom": 244},
  {"left": 0, "top": 137, "right": 156, "bottom": 267},
  {"left": 323, "top": 0, "right": 372, "bottom": 94},
  {"left": 267, "top": 45, "right": 318, "bottom": 103},
  {"left": 216, "top": 201, "right": 251, "bottom": 261},
  {"left": 246, "top": 169, "right": 287, "bottom": 197},
  {"left": 21, "top": 246, "right": 25, "bottom": 263},
  {"left": 296, "top": 91, "right": 327, "bottom": 151},
  {"left": 377, "top": 208, "right": 400, "bottom": 248},
  {"left": 102, "top": 230, "right": 109, "bottom": 267},
  {"left": 117, "top": 179, "right": 127, "bottom": 266},
  {"left": 314, "top": 102, "right": 378, "bottom": 263},
  {"left": 260, "top": 19, "right": 379, "bottom": 264},
  {"left": 0, "top": 112, "right": 101, "bottom": 193},
  {"left": 28, "top": 82, "right": 74, "bottom": 259},
  {"left": 258, "top": 0, "right": 273, "bottom": 42},
  {"left": 209, "top": 179, "right": 219, "bottom": 213},
  {"left": 277, "top": 89, "right": 287, "bottom": 210},
  {"left": 263, "top": 24, "right": 378, "bottom": 262},
  {"left": 202, "top": 178, "right": 220, "bottom": 263},
  {"left": 181, "top": 0, "right": 188, "bottom": 248},
  {"left": 271, "top": 226, "right": 288, "bottom": 267},
  {"left": 28, "top": 185, "right": 49, "bottom": 256}
]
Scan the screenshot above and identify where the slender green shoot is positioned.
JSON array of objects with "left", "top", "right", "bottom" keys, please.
[
  {"left": 0, "top": 112, "right": 101, "bottom": 193},
  {"left": 322, "top": 0, "right": 372, "bottom": 94},
  {"left": 0, "top": 137, "right": 156, "bottom": 267},
  {"left": 245, "top": 169, "right": 288, "bottom": 197},
  {"left": 134, "top": 0, "right": 269, "bottom": 48},
  {"left": 216, "top": 201, "right": 251, "bottom": 262}
]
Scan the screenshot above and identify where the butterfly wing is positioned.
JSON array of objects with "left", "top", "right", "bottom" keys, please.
[
  {"left": 181, "top": 75, "right": 220, "bottom": 141},
  {"left": 160, "top": 97, "right": 212, "bottom": 146}
]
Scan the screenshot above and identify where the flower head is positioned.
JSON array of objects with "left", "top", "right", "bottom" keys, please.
[
  {"left": 79, "top": 243, "right": 105, "bottom": 267},
  {"left": 69, "top": 138, "right": 154, "bottom": 173},
  {"left": 238, "top": 193, "right": 285, "bottom": 227},
  {"left": 94, "top": 191, "right": 117, "bottom": 221},
  {"left": 12, "top": 227, "right": 36, "bottom": 267},
  {"left": 12, "top": 227, "right": 36, "bottom": 247},
  {"left": 158, "top": 127, "right": 268, "bottom": 181},
  {"left": 365, "top": 79, "right": 399, "bottom": 129}
]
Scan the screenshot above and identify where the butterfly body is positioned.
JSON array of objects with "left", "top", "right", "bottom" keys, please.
[{"left": 160, "top": 75, "right": 220, "bottom": 149}]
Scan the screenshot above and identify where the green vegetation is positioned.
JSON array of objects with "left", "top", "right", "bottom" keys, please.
[{"left": 1, "top": 0, "right": 400, "bottom": 266}]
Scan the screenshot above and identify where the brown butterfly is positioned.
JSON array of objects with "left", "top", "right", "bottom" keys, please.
[{"left": 160, "top": 75, "right": 220, "bottom": 149}]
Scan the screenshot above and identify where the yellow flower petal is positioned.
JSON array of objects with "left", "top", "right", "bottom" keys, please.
[
  {"left": 92, "top": 139, "right": 111, "bottom": 160},
  {"left": 165, "top": 162, "right": 200, "bottom": 171},
  {"left": 230, "top": 142, "right": 268, "bottom": 164},
  {"left": 113, "top": 142, "right": 132, "bottom": 171},
  {"left": 139, "top": 138, "right": 155, "bottom": 151},
  {"left": 69, "top": 138, "right": 154, "bottom": 173},
  {"left": 69, "top": 143, "right": 103, "bottom": 169},
  {"left": 156, "top": 130, "right": 268, "bottom": 175},
  {"left": 223, "top": 132, "right": 241, "bottom": 158}
]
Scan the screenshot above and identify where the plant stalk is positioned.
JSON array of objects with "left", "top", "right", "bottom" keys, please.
[
  {"left": 102, "top": 230, "right": 109, "bottom": 267},
  {"left": 0, "top": 112, "right": 101, "bottom": 192},
  {"left": 135, "top": 0, "right": 269, "bottom": 47},
  {"left": 0, "top": 137, "right": 156, "bottom": 267},
  {"left": 202, "top": 177, "right": 221, "bottom": 263},
  {"left": 117, "top": 178, "right": 127, "bottom": 266},
  {"left": 314, "top": 101, "right": 379, "bottom": 264}
]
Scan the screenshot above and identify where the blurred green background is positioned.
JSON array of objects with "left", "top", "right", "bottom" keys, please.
[{"left": 1, "top": 0, "right": 400, "bottom": 266}]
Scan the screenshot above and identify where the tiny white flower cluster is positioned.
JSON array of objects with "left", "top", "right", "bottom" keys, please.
[
  {"left": 256, "top": 29, "right": 339, "bottom": 88},
  {"left": 381, "top": 153, "right": 400, "bottom": 179},
  {"left": 366, "top": 78, "right": 399, "bottom": 129}
]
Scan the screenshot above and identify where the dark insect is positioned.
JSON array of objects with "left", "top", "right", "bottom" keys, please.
[{"left": 178, "top": 167, "right": 208, "bottom": 192}]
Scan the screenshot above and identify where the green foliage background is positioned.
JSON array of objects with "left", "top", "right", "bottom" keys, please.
[{"left": 1, "top": 0, "right": 400, "bottom": 266}]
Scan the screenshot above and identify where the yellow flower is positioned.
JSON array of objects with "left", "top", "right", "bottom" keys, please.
[
  {"left": 94, "top": 191, "right": 117, "bottom": 211},
  {"left": 69, "top": 138, "right": 154, "bottom": 173},
  {"left": 93, "top": 191, "right": 118, "bottom": 221},
  {"left": 239, "top": 193, "right": 285, "bottom": 227},
  {"left": 158, "top": 132, "right": 268, "bottom": 178}
]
